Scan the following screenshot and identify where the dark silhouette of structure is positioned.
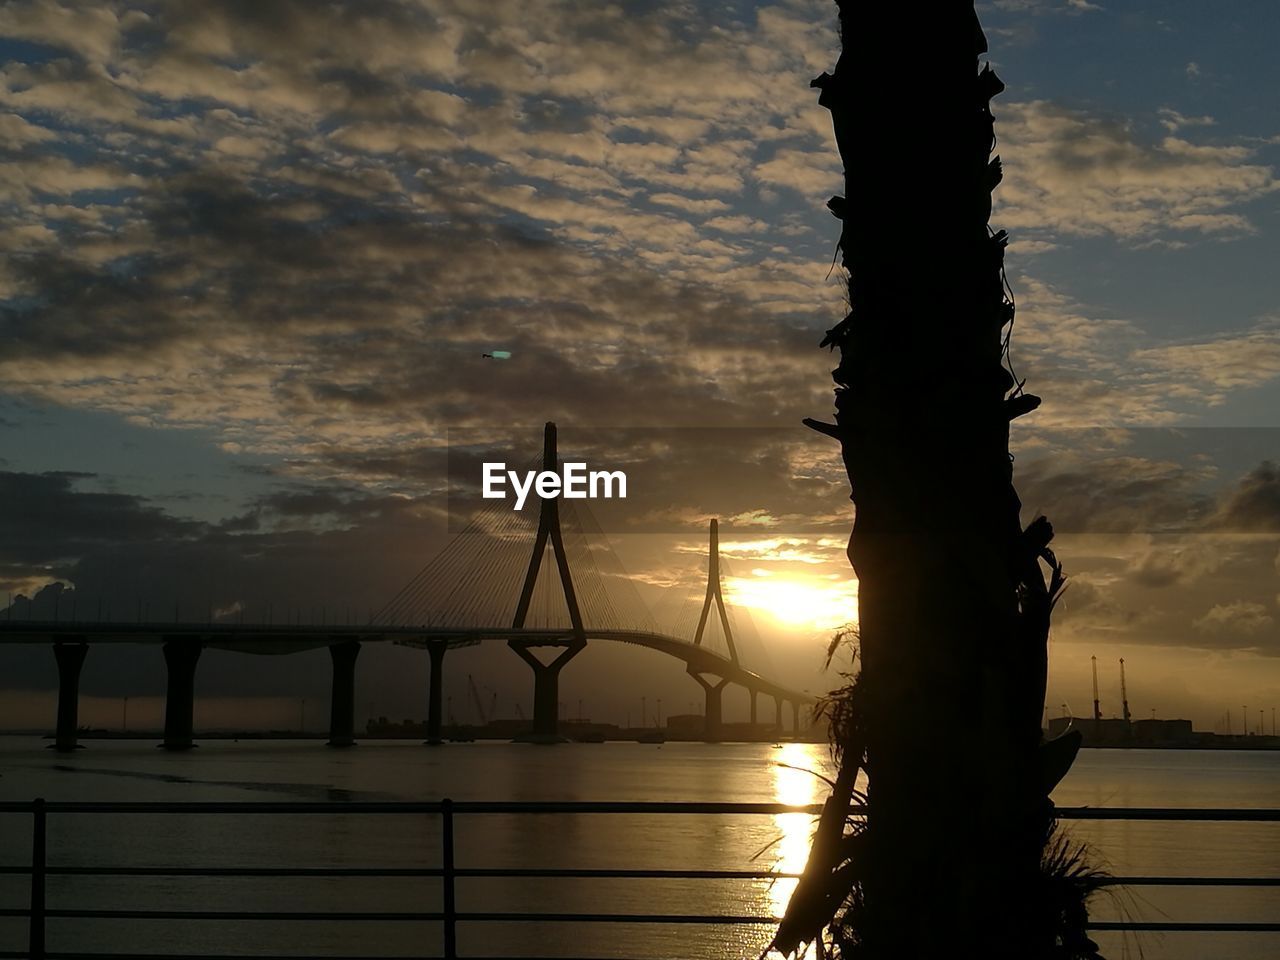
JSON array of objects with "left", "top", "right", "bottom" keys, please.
[
  {"left": 1091, "top": 655, "right": 1102, "bottom": 726},
  {"left": 1119, "top": 657, "right": 1132, "bottom": 727},
  {"left": 688, "top": 519, "right": 736, "bottom": 742},
  {"left": 775, "top": 3, "right": 1099, "bottom": 958},
  {"left": 3, "top": 424, "right": 813, "bottom": 750},
  {"left": 506, "top": 422, "right": 588, "bottom": 742}
]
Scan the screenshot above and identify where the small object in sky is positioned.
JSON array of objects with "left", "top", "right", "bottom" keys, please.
[{"left": 482, "top": 350, "right": 512, "bottom": 360}]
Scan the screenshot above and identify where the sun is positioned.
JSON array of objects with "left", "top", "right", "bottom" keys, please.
[{"left": 723, "top": 571, "right": 857, "bottom": 633}]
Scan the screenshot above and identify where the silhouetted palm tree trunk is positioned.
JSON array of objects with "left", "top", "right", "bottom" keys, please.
[{"left": 773, "top": 3, "right": 1093, "bottom": 958}]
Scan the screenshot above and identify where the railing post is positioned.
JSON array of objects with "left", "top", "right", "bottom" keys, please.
[
  {"left": 29, "top": 797, "right": 46, "bottom": 960},
  {"left": 441, "top": 797, "right": 457, "bottom": 959}
]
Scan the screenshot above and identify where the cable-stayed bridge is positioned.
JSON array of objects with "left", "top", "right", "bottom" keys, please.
[{"left": 1, "top": 423, "right": 816, "bottom": 750}]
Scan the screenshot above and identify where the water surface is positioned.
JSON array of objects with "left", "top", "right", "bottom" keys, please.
[{"left": 1, "top": 739, "right": 1275, "bottom": 959}]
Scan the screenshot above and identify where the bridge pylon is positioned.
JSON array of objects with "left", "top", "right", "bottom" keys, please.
[
  {"left": 688, "top": 667, "right": 730, "bottom": 742},
  {"left": 326, "top": 640, "right": 360, "bottom": 747},
  {"left": 685, "top": 518, "right": 737, "bottom": 742},
  {"left": 160, "top": 640, "right": 202, "bottom": 750},
  {"left": 52, "top": 641, "right": 88, "bottom": 752},
  {"left": 509, "top": 422, "right": 586, "bottom": 742},
  {"left": 693, "top": 519, "right": 738, "bottom": 665}
]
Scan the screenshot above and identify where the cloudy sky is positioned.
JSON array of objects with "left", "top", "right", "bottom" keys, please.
[{"left": 2, "top": 0, "right": 1279, "bottom": 732}]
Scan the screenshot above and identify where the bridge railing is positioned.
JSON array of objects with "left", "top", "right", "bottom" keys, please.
[{"left": 2, "top": 799, "right": 1278, "bottom": 959}]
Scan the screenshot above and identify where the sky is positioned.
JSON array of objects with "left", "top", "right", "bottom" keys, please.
[{"left": 2, "top": 0, "right": 1280, "bottom": 733}]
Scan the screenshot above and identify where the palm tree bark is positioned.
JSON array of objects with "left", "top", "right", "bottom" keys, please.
[{"left": 787, "top": 2, "right": 1073, "bottom": 956}]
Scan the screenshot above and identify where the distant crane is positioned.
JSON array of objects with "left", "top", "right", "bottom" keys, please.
[
  {"left": 514, "top": 702, "right": 525, "bottom": 721},
  {"left": 1091, "top": 655, "right": 1101, "bottom": 723},
  {"left": 1119, "top": 658, "right": 1131, "bottom": 726}
]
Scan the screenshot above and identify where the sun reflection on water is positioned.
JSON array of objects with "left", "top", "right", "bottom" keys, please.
[{"left": 763, "top": 742, "right": 830, "bottom": 960}]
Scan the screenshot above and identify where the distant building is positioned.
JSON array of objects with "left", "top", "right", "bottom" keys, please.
[
  {"left": 665, "top": 714, "right": 704, "bottom": 739},
  {"left": 1046, "top": 716, "right": 1194, "bottom": 748},
  {"left": 1132, "top": 718, "right": 1193, "bottom": 744}
]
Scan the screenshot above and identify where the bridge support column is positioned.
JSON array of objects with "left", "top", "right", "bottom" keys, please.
[
  {"left": 749, "top": 689, "right": 758, "bottom": 727},
  {"left": 425, "top": 640, "right": 448, "bottom": 746},
  {"left": 326, "top": 640, "right": 360, "bottom": 748},
  {"left": 510, "top": 640, "right": 584, "bottom": 743},
  {"left": 689, "top": 671, "right": 730, "bottom": 742},
  {"left": 773, "top": 695, "right": 783, "bottom": 736},
  {"left": 52, "top": 642, "right": 88, "bottom": 752},
  {"left": 160, "top": 640, "right": 201, "bottom": 751},
  {"left": 791, "top": 700, "right": 801, "bottom": 738}
]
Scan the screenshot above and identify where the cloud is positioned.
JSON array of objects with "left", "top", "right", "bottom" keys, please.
[
  {"left": 1132, "top": 323, "right": 1280, "bottom": 404},
  {"left": 647, "top": 193, "right": 730, "bottom": 215},
  {"left": 1128, "top": 541, "right": 1229, "bottom": 588},
  {"left": 1193, "top": 601, "right": 1274, "bottom": 637},
  {"left": 995, "top": 101, "right": 1276, "bottom": 240},
  {"left": 0, "top": 470, "right": 201, "bottom": 575},
  {"left": 2, "top": 0, "right": 1280, "bottom": 685},
  {"left": 990, "top": 0, "right": 1102, "bottom": 12},
  {"left": 1210, "top": 462, "right": 1280, "bottom": 532},
  {"left": 1004, "top": 279, "right": 1280, "bottom": 423},
  {"left": 0, "top": 0, "right": 859, "bottom": 478},
  {"left": 1016, "top": 453, "right": 1213, "bottom": 533}
]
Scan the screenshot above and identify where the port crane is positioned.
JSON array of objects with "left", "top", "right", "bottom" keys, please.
[
  {"left": 1119, "top": 658, "right": 1132, "bottom": 725},
  {"left": 1091, "top": 655, "right": 1101, "bottom": 723},
  {"left": 467, "top": 674, "right": 498, "bottom": 725}
]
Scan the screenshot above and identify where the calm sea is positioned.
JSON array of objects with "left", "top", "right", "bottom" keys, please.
[{"left": 1, "top": 738, "right": 1276, "bottom": 959}]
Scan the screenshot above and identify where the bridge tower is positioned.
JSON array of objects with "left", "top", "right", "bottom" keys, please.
[
  {"left": 51, "top": 640, "right": 88, "bottom": 752},
  {"left": 508, "top": 422, "right": 586, "bottom": 742},
  {"left": 687, "top": 519, "right": 737, "bottom": 741}
]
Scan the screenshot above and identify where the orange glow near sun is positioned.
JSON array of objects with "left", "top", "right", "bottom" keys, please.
[{"left": 724, "top": 572, "right": 857, "bottom": 633}]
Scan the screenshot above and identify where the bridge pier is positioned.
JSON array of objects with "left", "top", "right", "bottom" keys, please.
[
  {"left": 160, "top": 640, "right": 202, "bottom": 751},
  {"left": 791, "top": 700, "right": 801, "bottom": 738},
  {"left": 773, "top": 695, "right": 783, "bottom": 735},
  {"left": 326, "top": 640, "right": 360, "bottom": 747},
  {"left": 52, "top": 641, "right": 88, "bottom": 752},
  {"left": 689, "top": 671, "right": 730, "bottom": 742},
  {"left": 425, "top": 640, "right": 448, "bottom": 745},
  {"left": 510, "top": 640, "right": 584, "bottom": 743},
  {"left": 749, "top": 689, "right": 758, "bottom": 727}
]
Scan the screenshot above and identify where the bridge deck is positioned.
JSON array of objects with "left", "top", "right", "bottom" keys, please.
[{"left": 0, "top": 621, "right": 813, "bottom": 703}]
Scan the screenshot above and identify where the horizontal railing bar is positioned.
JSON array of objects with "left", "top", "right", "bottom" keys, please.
[
  {"left": 423, "top": 801, "right": 825, "bottom": 815},
  {"left": 0, "top": 801, "right": 446, "bottom": 815},
  {"left": 10, "top": 865, "right": 1280, "bottom": 885},
  {"left": 11, "top": 957, "right": 593, "bottom": 960},
  {"left": 3, "top": 865, "right": 797, "bottom": 880},
  {"left": 3, "top": 800, "right": 1280, "bottom": 819},
  {"left": 36, "top": 908, "right": 780, "bottom": 925},
  {"left": 43, "top": 909, "right": 444, "bottom": 921},
  {"left": 14, "top": 866, "right": 1280, "bottom": 884},
  {"left": 454, "top": 868, "right": 801, "bottom": 879},
  {"left": 457, "top": 912, "right": 780, "bottom": 924},
  {"left": 42, "top": 866, "right": 444, "bottom": 878},
  {"left": 1101, "top": 876, "right": 1280, "bottom": 886},
  {"left": 0, "top": 800, "right": 825, "bottom": 815},
  {"left": 1088, "top": 921, "right": 1280, "bottom": 932},
  {"left": 16, "top": 957, "right": 450, "bottom": 960},
  {"left": 1059, "top": 807, "right": 1280, "bottom": 822}
]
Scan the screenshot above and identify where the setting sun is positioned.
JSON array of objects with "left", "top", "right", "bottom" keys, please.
[{"left": 725, "top": 572, "right": 857, "bottom": 633}]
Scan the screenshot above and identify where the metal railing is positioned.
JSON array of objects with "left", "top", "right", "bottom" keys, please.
[{"left": 1, "top": 799, "right": 1278, "bottom": 959}]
